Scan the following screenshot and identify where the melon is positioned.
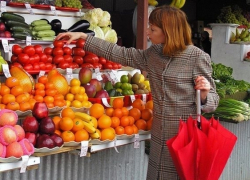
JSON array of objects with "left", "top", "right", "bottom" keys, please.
[
  {"left": 47, "top": 69, "right": 69, "bottom": 95},
  {"left": 19, "top": 139, "right": 34, "bottom": 155},
  {"left": 0, "top": 142, "right": 6, "bottom": 158},
  {"left": 0, "top": 109, "right": 18, "bottom": 126},
  {"left": 6, "top": 142, "right": 23, "bottom": 158},
  {"left": 0, "top": 126, "right": 18, "bottom": 146},
  {"left": 14, "top": 125, "right": 25, "bottom": 142}
]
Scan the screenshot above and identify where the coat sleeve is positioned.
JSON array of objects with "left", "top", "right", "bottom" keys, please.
[
  {"left": 84, "top": 36, "right": 149, "bottom": 71},
  {"left": 193, "top": 52, "right": 220, "bottom": 113}
]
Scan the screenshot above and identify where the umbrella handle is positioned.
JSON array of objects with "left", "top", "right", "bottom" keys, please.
[{"left": 196, "top": 90, "right": 201, "bottom": 122}]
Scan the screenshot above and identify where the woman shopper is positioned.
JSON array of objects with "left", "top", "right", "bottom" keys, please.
[{"left": 56, "top": 5, "right": 219, "bottom": 180}]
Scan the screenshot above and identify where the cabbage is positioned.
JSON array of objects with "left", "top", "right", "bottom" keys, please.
[
  {"left": 81, "top": 8, "right": 104, "bottom": 27},
  {"left": 98, "top": 11, "right": 111, "bottom": 27},
  {"left": 101, "top": 26, "right": 111, "bottom": 35},
  {"left": 104, "top": 29, "right": 118, "bottom": 43},
  {"left": 93, "top": 26, "right": 104, "bottom": 39}
]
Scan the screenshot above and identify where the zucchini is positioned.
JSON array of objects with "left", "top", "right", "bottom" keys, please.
[
  {"left": 12, "top": 32, "right": 32, "bottom": 40},
  {"left": 1, "top": 12, "right": 25, "bottom": 22},
  {"left": 31, "top": 20, "right": 48, "bottom": 26},
  {"left": 5, "top": 20, "right": 29, "bottom": 29},
  {"left": 32, "top": 24, "right": 51, "bottom": 31},
  {"left": 36, "top": 30, "right": 55, "bottom": 37},
  {"left": 10, "top": 26, "right": 31, "bottom": 34}
]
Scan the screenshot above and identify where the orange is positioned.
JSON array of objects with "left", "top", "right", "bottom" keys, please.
[
  {"left": 35, "top": 83, "right": 45, "bottom": 90},
  {"left": 0, "top": 85, "right": 10, "bottom": 96},
  {"left": 74, "top": 129, "right": 89, "bottom": 142},
  {"left": 91, "top": 116, "right": 98, "bottom": 129},
  {"left": 128, "top": 116, "right": 135, "bottom": 125},
  {"left": 79, "top": 87, "right": 85, "bottom": 94},
  {"left": 112, "top": 97, "right": 124, "bottom": 109},
  {"left": 146, "top": 117, "right": 153, "bottom": 130},
  {"left": 61, "top": 107, "right": 75, "bottom": 119},
  {"left": 124, "top": 126, "right": 134, "bottom": 135},
  {"left": 45, "top": 82, "right": 55, "bottom": 90},
  {"left": 44, "top": 96, "right": 54, "bottom": 104},
  {"left": 16, "top": 94, "right": 29, "bottom": 104},
  {"left": 111, "top": 116, "right": 120, "bottom": 128},
  {"left": 52, "top": 116, "right": 61, "bottom": 130},
  {"left": 132, "top": 124, "right": 139, "bottom": 134},
  {"left": 54, "top": 94, "right": 64, "bottom": 101},
  {"left": 46, "top": 102, "right": 54, "bottom": 108},
  {"left": 29, "top": 98, "right": 36, "bottom": 109},
  {"left": 132, "top": 99, "right": 145, "bottom": 111},
  {"left": 2, "top": 94, "right": 15, "bottom": 104},
  {"left": 115, "top": 126, "right": 125, "bottom": 135},
  {"left": 89, "top": 103, "right": 105, "bottom": 119},
  {"left": 19, "top": 101, "right": 31, "bottom": 111},
  {"left": 98, "top": 114, "right": 112, "bottom": 129},
  {"left": 71, "top": 100, "right": 82, "bottom": 108},
  {"left": 10, "top": 85, "right": 24, "bottom": 96},
  {"left": 135, "top": 119, "right": 147, "bottom": 130},
  {"left": 0, "top": 104, "right": 5, "bottom": 109},
  {"left": 45, "top": 88, "right": 57, "bottom": 96},
  {"left": 74, "top": 94, "right": 85, "bottom": 102},
  {"left": 59, "top": 117, "right": 74, "bottom": 131},
  {"left": 141, "top": 108, "right": 153, "bottom": 121},
  {"left": 65, "top": 93, "right": 74, "bottom": 102},
  {"left": 105, "top": 107, "right": 114, "bottom": 117},
  {"left": 120, "top": 116, "right": 130, "bottom": 127},
  {"left": 54, "top": 100, "right": 66, "bottom": 107},
  {"left": 6, "top": 102, "right": 20, "bottom": 111},
  {"left": 101, "top": 128, "right": 115, "bottom": 141},
  {"left": 145, "top": 100, "right": 153, "bottom": 110},
  {"left": 5, "top": 77, "right": 19, "bottom": 88},
  {"left": 70, "top": 86, "right": 80, "bottom": 95},
  {"left": 61, "top": 130, "right": 75, "bottom": 142},
  {"left": 33, "top": 95, "right": 44, "bottom": 102},
  {"left": 35, "top": 89, "right": 45, "bottom": 97},
  {"left": 112, "top": 108, "right": 123, "bottom": 118},
  {"left": 71, "top": 118, "right": 84, "bottom": 132},
  {"left": 121, "top": 107, "right": 129, "bottom": 116},
  {"left": 38, "top": 75, "right": 48, "bottom": 84},
  {"left": 54, "top": 129, "right": 61, "bottom": 136},
  {"left": 70, "top": 78, "right": 81, "bottom": 87},
  {"left": 129, "top": 107, "right": 141, "bottom": 121}
]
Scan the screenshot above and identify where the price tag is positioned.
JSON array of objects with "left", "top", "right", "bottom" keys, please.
[
  {"left": 66, "top": 68, "right": 73, "bottom": 83},
  {"left": 101, "top": 98, "right": 111, "bottom": 108},
  {"left": 134, "top": 134, "right": 140, "bottom": 148},
  {"left": 113, "top": 138, "right": 119, "bottom": 153},
  {"left": 1, "top": 1, "right": 6, "bottom": 12},
  {"left": 25, "top": 3, "right": 34, "bottom": 14},
  {"left": 130, "top": 95, "right": 136, "bottom": 103},
  {"left": 1, "top": 39, "right": 9, "bottom": 53},
  {"left": 20, "top": 155, "right": 29, "bottom": 173},
  {"left": 50, "top": 6, "right": 57, "bottom": 16},
  {"left": 94, "top": 68, "right": 103, "bottom": 81},
  {"left": 79, "top": 9, "right": 82, "bottom": 17},
  {"left": 38, "top": 70, "right": 46, "bottom": 77},
  {"left": 26, "top": 36, "right": 32, "bottom": 46},
  {"left": 142, "top": 94, "right": 147, "bottom": 103},
  {"left": 2, "top": 64, "right": 11, "bottom": 78},
  {"left": 80, "top": 141, "right": 89, "bottom": 157}
]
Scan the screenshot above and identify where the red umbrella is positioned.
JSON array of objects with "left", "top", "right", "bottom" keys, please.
[{"left": 166, "top": 90, "right": 237, "bottom": 180}]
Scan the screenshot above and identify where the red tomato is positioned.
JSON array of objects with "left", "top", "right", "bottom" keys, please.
[
  {"left": 23, "top": 64, "right": 33, "bottom": 71},
  {"left": 112, "top": 63, "right": 119, "bottom": 69},
  {"left": 45, "top": 63, "right": 53, "bottom": 70},
  {"left": 23, "top": 45, "right": 35, "bottom": 57},
  {"left": 11, "top": 62, "right": 22, "bottom": 68},
  {"left": 34, "top": 45, "right": 43, "bottom": 54},
  {"left": 92, "top": 63, "right": 102, "bottom": 69},
  {"left": 53, "top": 40, "right": 64, "bottom": 48},
  {"left": 63, "top": 47, "right": 72, "bottom": 55},
  {"left": 33, "top": 63, "right": 40, "bottom": 70},
  {"left": 81, "top": 63, "right": 94, "bottom": 68},
  {"left": 31, "top": 54, "right": 40, "bottom": 64},
  {"left": 58, "top": 62, "right": 69, "bottom": 69},
  {"left": 117, "top": 63, "right": 122, "bottom": 69},
  {"left": 76, "top": 39, "right": 85, "bottom": 48},
  {"left": 39, "top": 62, "right": 46, "bottom": 70},
  {"left": 72, "top": 47, "right": 85, "bottom": 57},
  {"left": 18, "top": 53, "right": 30, "bottom": 65},
  {"left": 46, "top": 55, "right": 53, "bottom": 63},
  {"left": 71, "top": 62, "right": 79, "bottom": 69},
  {"left": 104, "top": 63, "right": 113, "bottom": 69},
  {"left": 29, "top": 56, "right": 35, "bottom": 64},
  {"left": 53, "top": 47, "right": 64, "bottom": 56},
  {"left": 52, "top": 64, "right": 56, "bottom": 69},
  {"left": 83, "top": 54, "right": 99, "bottom": 64},
  {"left": 73, "top": 56, "right": 83, "bottom": 65},
  {"left": 53, "top": 55, "right": 64, "bottom": 64},
  {"left": 11, "top": 55, "right": 18, "bottom": 63},
  {"left": 64, "top": 54, "right": 73, "bottom": 63},
  {"left": 12, "top": 44, "right": 23, "bottom": 55},
  {"left": 39, "top": 53, "right": 48, "bottom": 63},
  {"left": 99, "top": 57, "right": 107, "bottom": 64},
  {"left": 44, "top": 47, "right": 53, "bottom": 55}
]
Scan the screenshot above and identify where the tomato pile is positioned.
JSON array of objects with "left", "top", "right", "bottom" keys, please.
[{"left": 10, "top": 39, "right": 122, "bottom": 71}]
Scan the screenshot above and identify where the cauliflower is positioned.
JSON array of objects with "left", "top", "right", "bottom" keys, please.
[
  {"left": 98, "top": 11, "right": 111, "bottom": 27},
  {"left": 81, "top": 8, "right": 104, "bottom": 27}
]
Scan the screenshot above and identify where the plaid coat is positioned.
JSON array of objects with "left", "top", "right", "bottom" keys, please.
[{"left": 84, "top": 36, "right": 219, "bottom": 180}]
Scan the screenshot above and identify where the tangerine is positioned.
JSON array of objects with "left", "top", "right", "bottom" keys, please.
[
  {"left": 54, "top": 100, "right": 66, "bottom": 107},
  {"left": 16, "top": 94, "right": 29, "bottom": 104},
  {"left": 65, "top": 93, "right": 74, "bottom": 102},
  {"left": 0, "top": 104, "right": 5, "bottom": 109},
  {"left": 74, "top": 129, "right": 89, "bottom": 142},
  {"left": 38, "top": 76, "right": 48, "bottom": 84},
  {"left": 74, "top": 94, "right": 85, "bottom": 102},
  {"left": 89, "top": 103, "right": 105, "bottom": 119},
  {"left": 0, "top": 85, "right": 10, "bottom": 96},
  {"left": 71, "top": 118, "right": 84, "bottom": 132},
  {"left": 121, "top": 107, "right": 129, "bottom": 116},
  {"left": 112, "top": 108, "right": 123, "bottom": 118},
  {"left": 54, "top": 129, "right": 61, "bottom": 136},
  {"left": 19, "top": 101, "right": 31, "bottom": 111},
  {"left": 129, "top": 107, "right": 141, "bottom": 121},
  {"left": 128, "top": 116, "right": 135, "bottom": 125},
  {"left": 101, "top": 128, "right": 115, "bottom": 141},
  {"left": 5, "top": 77, "right": 19, "bottom": 88},
  {"left": 6, "top": 102, "right": 20, "bottom": 111},
  {"left": 44, "top": 96, "right": 54, "bottom": 104},
  {"left": 70, "top": 78, "right": 81, "bottom": 87},
  {"left": 98, "top": 114, "right": 112, "bottom": 129},
  {"left": 141, "top": 108, "right": 153, "bottom": 121},
  {"left": 146, "top": 118, "right": 153, "bottom": 130},
  {"left": 111, "top": 116, "right": 120, "bottom": 128},
  {"left": 112, "top": 97, "right": 124, "bottom": 109},
  {"left": 2, "top": 94, "right": 15, "bottom": 104},
  {"left": 61, "top": 130, "right": 75, "bottom": 142},
  {"left": 29, "top": 98, "right": 36, "bottom": 109},
  {"left": 115, "top": 126, "right": 125, "bottom": 135},
  {"left": 33, "top": 95, "right": 44, "bottom": 102},
  {"left": 59, "top": 117, "right": 74, "bottom": 131},
  {"left": 135, "top": 119, "right": 147, "bottom": 130},
  {"left": 61, "top": 107, "right": 75, "bottom": 119},
  {"left": 45, "top": 82, "right": 55, "bottom": 90},
  {"left": 10, "top": 85, "right": 24, "bottom": 96},
  {"left": 124, "top": 126, "right": 134, "bottom": 135},
  {"left": 35, "top": 83, "right": 45, "bottom": 90},
  {"left": 46, "top": 102, "right": 54, "bottom": 108},
  {"left": 45, "top": 89, "right": 57, "bottom": 96},
  {"left": 35, "top": 89, "right": 45, "bottom": 97},
  {"left": 145, "top": 100, "right": 153, "bottom": 110},
  {"left": 54, "top": 94, "right": 64, "bottom": 101},
  {"left": 132, "top": 124, "right": 139, "bottom": 134},
  {"left": 52, "top": 116, "right": 61, "bottom": 130},
  {"left": 132, "top": 99, "right": 145, "bottom": 110},
  {"left": 120, "top": 116, "right": 130, "bottom": 127},
  {"left": 70, "top": 86, "right": 80, "bottom": 94},
  {"left": 105, "top": 107, "right": 114, "bottom": 117}
]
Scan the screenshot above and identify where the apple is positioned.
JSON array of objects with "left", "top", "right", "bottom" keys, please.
[
  {"left": 22, "top": 116, "right": 39, "bottom": 133},
  {"left": 0, "top": 110, "right": 18, "bottom": 126},
  {"left": 0, "top": 31, "right": 5, "bottom": 37},
  {"left": 39, "top": 117, "right": 55, "bottom": 135},
  {"left": 25, "top": 132, "right": 37, "bottom": 146},
  {"left": 50, "top": 133, "right": 63, "bottom": 147},
  {"left": 4, "top": 31, "right": 11, "bottom": 38},
  {"left": 95, "top": 90, "right": 109, "bottom": 98},
  {"left": 36, "top": 134, "right": 55, "bottom": 149},
  {"left": 32, "top": 102, "right": 48, "bottom": 121},
  {"left": 0, "top": 22, "right": 5, "bottom": 32},
  {"left": 83, "top": 83, "right": 96, "bottom": 98},
  {"left": 89, "top": 78, "right": 103, "bottom": 92}
]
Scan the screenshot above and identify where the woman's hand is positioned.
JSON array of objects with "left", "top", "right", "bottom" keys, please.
[
  {"left": 55, "top": 32, "right": 87, "bottom": 45},
  {"left": 195, "top": 76, "right": 210, "bottom": 104}
]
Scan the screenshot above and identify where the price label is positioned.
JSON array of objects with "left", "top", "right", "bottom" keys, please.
[
  {"left": 20, "top": 155, "right": 29, "bottom": 173},
  {"left": 2, "top": 64, "right": 11, "bottom": 78},
  {"left": 1, "top": 1, "right": 6, "bottom": 12},
  {"left": 142, "top": 94, "right": 147, "bottom": 103},
  {"left": 26, "top": 36, "right": 32, "bottom": 46},
  {"left": 50, "top": 6, "right": 57, "bottom": 16},
  {"left": 38, "top": 71, "right": 46, "bottom": 77},
  {"left": 134, "top": 134, "right": 140, "bottom": 148},
  {"left": 1, "top": 39, "right": 9, "bottom": 53},
  {"left": 66, "top": 68, "right": 73, "bottom": 83},
  {"left": 94, "top": 68, "right": 103, "bottom": 81},
  {"left": 79, "top": 9, "right": 82, "bottom": 17},
  {"left": 113, "top": 138, "right": 119, "bottom": 153},
  {"left": 130, "top": 95, "right": 136, "bottom": 103},
  {"left": 80, "top": 141, "right": 89, "bottom": 157},
  {"left": 101, "top": 98, "right": 111, "bottom": 108},
  {"left": 25, "top": 3, "right": 34, "bottom": 14}
]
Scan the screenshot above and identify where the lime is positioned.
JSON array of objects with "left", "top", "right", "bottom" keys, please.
[
  {"left": 116, "top": 88, "right": 123, "bottom": 93},
  {"left": 120, "top": 75, "right": 128, "bottom": 83},
  {"left": 128, "top": 90, "right": 134, "bottom": 95},
  {"left": 114, "top": 82, "right": 122, "bottom": 89},
  {"left": 121, "top": 83, "right": 130, "bottom": 90},
  {"left": 122, "top": 89, "right": 130, "bottom": 95}
]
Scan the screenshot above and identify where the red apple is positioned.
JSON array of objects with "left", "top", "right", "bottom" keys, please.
[
  {"left": 4, "top": 31, "right": 11, "bottom": 38},
  {"left": 22, "top": 116, "right": 39, "bottom": 133},
  {"left": 0, "top": 22, "right": 5, "bottom": 32},
  {"left": 32, "top": 102, "right": 48, "bottom": 121},
  {"left": 0, "top": 31, "right": 5, "bottom": 37},
  {"left": 25, "top": 132, "right": 36, "bottom": 146}
]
